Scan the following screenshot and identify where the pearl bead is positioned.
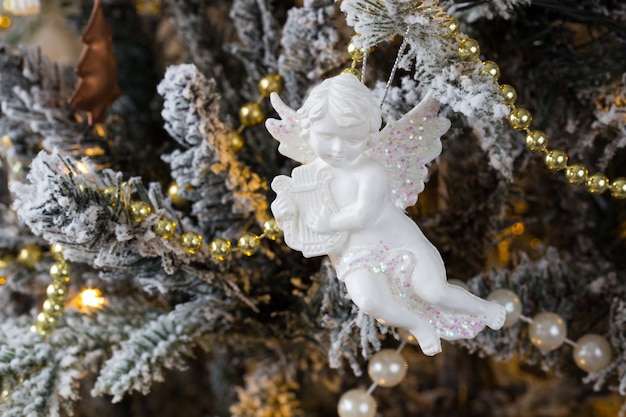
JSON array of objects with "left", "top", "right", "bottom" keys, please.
[
  {"left": 129, "top": 201, "right": 152, "bottom": 223},
  {"left": 227, "top": 130, "right": 244, "bottom": 153},
  {"left": 439, "top": 16, "right": 459, "bottom": 39},
  {"left": 573, "top": 334, "right": 612, "bottom": 373},
  {"left": 480, "top": 60, "right": 500, "bottom": 80},
  {"left": 49, "top": 262, "right": 71, "bottom": 282},
  {"left": 610, "top": 177, "right": 626, "bottom": 199},
  {"left": 508, "top": 107, "right": 532, "bottom": 130},
  {"left": 258, "top": 73, "right": 284, "bottom": 97},
  {"left": 46, "top": 282, "right": 68, "bottom": 303},
  {"left": 337, "top": 389, "right": 377, "bottom": 417},
  {"left": 180, "top": 232, "right": 203, "bottom": 254},
  {"left": 43, "top": 299, "right": 64, "bottom": 317},
  {"left": 586, "top": 173, "right": 609, "bottom": 194},
  {"left": 487, "top": 288, "right": 522, "bottom": 328},
  {"left": 368, "top": 349, "right": 407, "bottom": 387},
  {"left": 167, "top": 181, "right": 189, "bottom": 208},
  {"left": 458, "top": 38, "right": 480, "bottom": 61},
  {"left": 154, "top": 217, "right": 177, "bottom": 239},
  {"left": 17, "top": 244, "right": 42, "bottom": 268},
  {"left": 239, "top": 102, "right": 265, "bottom": 126},
  {"left": 49, "top": 243, "right": 65, "bottom": 262},
  {"left": 237, "top": 232, "right": 260, "bottom": 256},
  {"left": 100, "top": 185, "right": 119, "bottom": 207},
  {"left": 209, "top": 237, "right": 232, "bottom": 261},
  {"left": 529, "top": 312, "right": 567, "bottom": 353},
  {"left": 262, "top": 218, "right": 283, "bottom": 240},
  {"left": 544, "top": 150, "right": 568, "bottom": 171},
  {"left": 347, "top": 41, "right": 365, "bottom": 62},
  {"left": 525, "top": 130, "right": 548, "bottom": 152},
  {"left": 500, "top": 84, "right": 517, "bottom": 106},
  {"left": 565, "top": 163, "right": 588, "bottom": 185}
]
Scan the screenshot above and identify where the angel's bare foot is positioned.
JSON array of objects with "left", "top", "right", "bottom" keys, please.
[
  {"left": 411, "top": 325, "right": 442, "bottom": 356},
  {"left": 483, "top": 301, "right": 506, "bottom": 330}
]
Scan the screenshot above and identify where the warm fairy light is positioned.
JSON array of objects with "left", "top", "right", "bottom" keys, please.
[
  {"left": 93, "top": 124, "right": 106, "bottom": 138},
  {"left": 3, "top": 0, "right": 40, "bottom": 16},
  {"left": 0, "top": 276, "right": 6, "bottom": 285},
  {"left": 510, "top": 221, "right": 525, "bottom": 235},
  {"left": 78, "top": 288, "right": 105, "bottom": 309},
  {"left": 75, "top": 161, "right": 90, "bottom": 174},
  {"left": 0, "top": 15, "right": 11, "bottom": 29}
]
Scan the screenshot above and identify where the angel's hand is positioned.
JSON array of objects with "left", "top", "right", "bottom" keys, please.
[
  {"left": 271, "top": 196, "right": 296, "bottom": 221},
  {"left": 306, "top": 208, "right": 335, "bottom": 234}
]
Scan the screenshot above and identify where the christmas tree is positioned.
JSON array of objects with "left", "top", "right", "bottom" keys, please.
[{"left": 0, "top": 0, "right": 625, "bottom": 416}]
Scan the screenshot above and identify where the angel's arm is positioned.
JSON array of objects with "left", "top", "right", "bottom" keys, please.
[{"left": 307, "top": 161, "right": 388, "bottom": 233}]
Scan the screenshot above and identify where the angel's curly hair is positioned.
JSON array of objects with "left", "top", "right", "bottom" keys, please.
[{"left": 297, "top": 73, "right": 381, "bottom": 144}]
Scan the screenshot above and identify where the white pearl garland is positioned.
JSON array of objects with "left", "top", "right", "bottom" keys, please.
[
  {"left": 368, "top": 349, "right": 408, "bottom": 387},
  {"left": 338, "top": 388, "right": 377, "bottom": 417},
  {"left": 337, "top": 286, "right": 613, "bottom": 414}
]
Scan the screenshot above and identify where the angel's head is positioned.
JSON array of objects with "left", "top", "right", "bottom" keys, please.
[{"left": 296, "top": 73, "right": 381, "bottom": 167}]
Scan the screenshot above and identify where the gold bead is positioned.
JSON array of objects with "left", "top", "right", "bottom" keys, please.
[
  {"left": 440, "top": 16, "right": 459, "bottom": 39},
  {"left": 525, "top": 130, "right": 548, "bottom": 152},
  {"left": 46, "top": 282, "right": 68, "bottom": 303},
  {"left": 167, "top": 181, "right": 189, "bottom": 208},
  {"left": 0, "top": 253, "right": 15, "bottom": 270},
  {"left": 565, "top": 163, "right": 588, "bottom": 185},
  {"left": 480, "top": 60, "right": 500, "bottom": 80},
  {"left": 36, "top": 311, "right": 57, "bottom": 327},
  {"left": 237, "top": 232, "right": 260, "bottom": 256},
  {"left": 227, "top": 130, "right": 245, "bottom": 153},
  {"left": 50, "top": 243, "right": 65, "bottom": 261},
  {"left": 341, "top": 67, "right": 361, "bottom": 80},
  {"left": 347, "top": 41, "right": 365, "bottom": 62},
  {"left": 500, "top": 84, "right": 517, "bottom": 106},
  {"left": 262, "top": 218, "right": 283, "bottom": 240},
  {"left": 544, "top": 150, "right": 568, "bottom": 171},
  {"left": 180, "top": 232, "right": 203, "bottom": 254},
  {"left": 49, "top": 262, "right": 71, "bottom": 282},
  {"left": 610, "top": 177, "right": 626, "bottom": 199},
  {"left": 154, "top": 217, "right": 177, "bottom": 239},
  {"left": 239, "top": 102, "right": 265, "bottom": 127},
  {"left": 508, "top": 107, "right": 532, "bottom": 130},
  {"left": 209, "top": 237, "right": 232, "bottom": 261},
  {"left": 101, "top": 185, "right": 119, "bottom": 207},
  {"left": 258, "top": 73, "right": 284, "bottom": 97},
  {"left": 129, "top": 201, "right": 152, "bottom": 223},
  {"left": 17, "top": 244, "right": 42, "bottom": 268},
  {"left": 43, "top": 299, "right": 64, "bottom": 317},
  {"left": 457, "top": 38, "right": 480, "bottom": 61},
  {"left": 586, "top": 173, "right": 609, "bottom": 194}
]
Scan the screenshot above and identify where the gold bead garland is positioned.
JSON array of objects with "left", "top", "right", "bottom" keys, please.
[
  {"left": 438, "top": 20, "right": 626, "bottom": 199},
  {"left": 230, "top": 73, "right": 285, "bottom": 153},
  {"left": 342, "top": 40, "right": 369, "bottom": 80},
  {"left": 98, "top": 183, "right": 283, "bottom": 261},
  {"left": 33, "top": 243, "right": 70, "bottom": 336}
]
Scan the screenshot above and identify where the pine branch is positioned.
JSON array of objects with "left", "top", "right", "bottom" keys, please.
[
  {"left": 92, "top": 298, "right": 233, "bottom": 402},
  {"left": 157, "top": 64, "right": 269, "bottom": 238}
]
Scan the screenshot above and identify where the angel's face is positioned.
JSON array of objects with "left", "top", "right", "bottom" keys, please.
[{"left": 307, "top": 112, "right": 371, "bottom": 168}]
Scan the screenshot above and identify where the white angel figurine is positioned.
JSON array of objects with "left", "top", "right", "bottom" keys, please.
[{"left": 267, "top": 73, "right": 505, "bottom": 356}]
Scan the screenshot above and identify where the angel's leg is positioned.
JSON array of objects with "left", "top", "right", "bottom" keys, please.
[
  {"left": 417, "top": 277, "right": 505, "bottom": 330},
  {"left": 344, "top": 270, "right": 442, "bottom": 356}
]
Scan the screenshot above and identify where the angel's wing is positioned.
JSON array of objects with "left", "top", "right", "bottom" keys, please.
[
  {"left": 265, "top": 93, "right": 316, "bottom": 164},
  {"left": 366, "top": 90, "right": 450, "bottom": 210}
]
